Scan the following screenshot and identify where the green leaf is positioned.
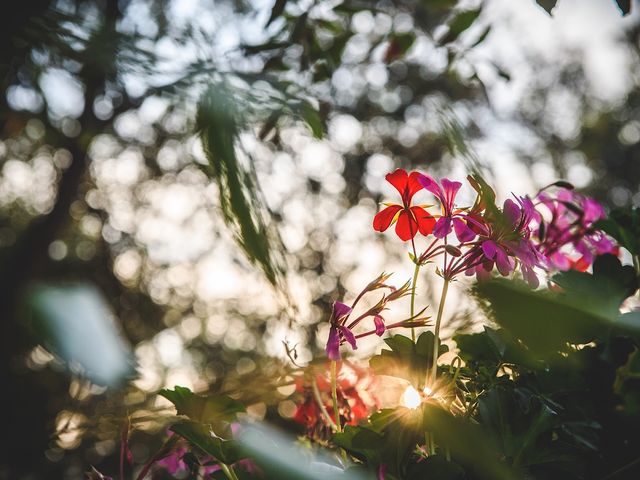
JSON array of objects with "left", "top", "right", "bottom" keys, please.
[
  {"left": 384, "top": 32, "right": 416, "bottom": 62},
  {"left": 615, "top": 0, "right": 631, "bottom": 15},
  {"left": 422, "top": 404, "right": 516, "bottom": 480},
  {"left": 471, "top": 25, "right": 491, "bottom": 48},
  {"left": 198, "top": 86, "right": 285, "bottom": 285},
  {"left": 266, "top": 0, "right": 288, "bottom": 27},
  {"left": 170, "top": 420, "right": 242, "bottom": 463},
  {"left": 440, "top": 8, "right": 482, "bottom": 44},
  {"left": 595, "top": 207, "right": 640, "bottom": 255},
  {"left": 295, "top": 100, "right": 324, "bottom": 139},
  {"left": 333, "top": 425, "right": 384, "bottom": 464},
  {"left": 370, "top": 332, "right": 448, "bottom": 386},
  {"left": 27, "top": 284, "right": 134, "bottom": 387},
  {"left": 535, "top": 0, "right": 558, "bottom": 14},
  {"left": 406, "top": 455, "right": 465, "bottom": 479},
  {"left": 159, "top": 386, "right": 245, "bottom": 423},
  {"left": 474, "top": 260, "right": 640, "bottom": 358}
]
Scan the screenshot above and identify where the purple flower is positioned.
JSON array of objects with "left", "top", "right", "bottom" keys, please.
[
  {"left": 533, "top": 188, "right": 618, "bottom": 272},
  {"left": 324, "top": 276, "right": 429, "bottom": 360},
  {"left": 325, "top": 301, "right": 356, "bottom": 361},
  {"left": 418, "top": 174, "right": 476, "bottom": 242},
  {"left": 465, "top": 196, "right": 543, "bottom": 287}
]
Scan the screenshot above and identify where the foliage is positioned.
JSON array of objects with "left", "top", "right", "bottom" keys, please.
[{"left": 0, "top": 0, "right": 638, "bottom": 478}]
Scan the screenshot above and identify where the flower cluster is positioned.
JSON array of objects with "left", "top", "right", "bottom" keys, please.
[
  {"left": 533, "top": 186, "right": 618, "bottom": 271},
  {"left": 292, "top": 362, "right": 378, "bottom": 438},
  {"left": 323, "top": 169, "right": 617, "bottom": 371},
  {"left": 325, "top": 272, "right": 428, "bottom": 360}
]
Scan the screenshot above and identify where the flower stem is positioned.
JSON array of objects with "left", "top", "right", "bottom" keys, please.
[
  {"left": 428, "top": 278, "right": 450, "bottom": 387},
  {"left": 330, "top": 361, "right": 342, "bottom": 432},
  {"left": 410, "top": 261, "right": 421, "bottom": 342},
  {"left": 220, "top": 463, "right": 240, "bottom": 480},
  {"left": 311, "top": 376, "right": 338, "bottom": 431}
]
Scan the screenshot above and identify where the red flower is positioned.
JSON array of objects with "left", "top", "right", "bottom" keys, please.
[{"left": 373, "top": 169, "right": 436, "bottom": 241}]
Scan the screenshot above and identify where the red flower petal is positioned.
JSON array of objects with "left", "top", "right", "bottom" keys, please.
[
  {"left": 395, "top": 210, "right": 418, "bottom": 241},
  {"left": 407, "top": 172, "right": 424, "bottom": 200},
  {"left": 385, "top": 169, "right": 409, "bottom": 198},
  {"left": 411, "top": 206, "right": 436, "bottom": 236},
  {"left": 373, "top": 204, "right": 402, "bottom": 232}
]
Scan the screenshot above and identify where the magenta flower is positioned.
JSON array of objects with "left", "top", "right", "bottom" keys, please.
[
  {"left": 465, "top": 196, "right": 543, "bottom": 287},
  {"left": 325, "top": 276, "right": 428, "bottom": 360},
  {"left": 418, "top": 174, "right": 476, "bottom": 242},
  {"left": 533, "top": 188, "right": 617, "bottom": 272},
  {"left": 326, "top": 301, "right": 357, "bottom": 361}
]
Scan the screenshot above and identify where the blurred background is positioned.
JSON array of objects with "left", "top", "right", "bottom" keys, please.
[{"left": 0, "top": 0, "right": 639, "bottom": 477}]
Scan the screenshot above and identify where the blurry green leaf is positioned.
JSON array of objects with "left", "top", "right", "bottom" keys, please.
[
  {"left": 456, "top": 327, "right": 538, "bottom": 370},
  {"left": 242, "top": 41, "right": 288, "bottom": 54},
  {"left": 159, "top": 386, "right": 245, "bottom": 423},
  {"left": 535, "top": 0, "right": 558, "bottom": 14},
  {"left": 494, "top": 63, "right": 511, "bottom": 81},
  {"left": 471, "top": 25, "right": 492, "bottom": 48},
  {"left": 171, "top": 420, "right": 242, "bottom": 463},
  {"left": 595, "top": 207, "right": 640, "bottom": 255},
  {"left": 370, "top": 332, "right": 447, "bottom": 386},
  {"left": 237, "top": 424, "right": 368, "bottom": 480},
  {"left": 197, "top": 86, "right": 284, "bottom": 285},
  {"left": 384, "top": 32, "right": 416, "bottom": 63},
  {"left": 367, "top": 408, "right": 424, "bottom": 476},
  {"left": 266, "top": 0, "right": 289, "bottom": 27},
  {"left": 474, "top": 263, "right": 640, "bottom": 357},
  {"left": 333, "top": 425, "right": 384, "bottom": 464},
  {"left": 422, "top": 404, "right": 516, "bottom": 480},
  {"left": 553, "top": 254, "right": 638, "bottom": 313},
  {"left": 295, "top": 100, "right": 324, "bottom": 139},
  {"left": 27, "top": 284, "right": 134, "bottom": 387},
  {"left": 440, "top": 8, "right": 482, "bottom": 44},
  {"left": 615, "top": 0, "right": 631, "bottom": 15},
  {"left": 406, "top": 455, "right": 465, "bottom": 479}
]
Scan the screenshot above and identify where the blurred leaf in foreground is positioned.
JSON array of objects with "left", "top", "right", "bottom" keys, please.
[
  {"left": 27, "top": 284, "right": 134, "bottom": 387},
  {"left": 197, "top": 85, "right": 285, "bottom": 286}
]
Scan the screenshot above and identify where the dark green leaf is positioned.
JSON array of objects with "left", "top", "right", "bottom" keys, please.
[
  {"left": 296, "top": 101, "right": 324, "bottom": 139},
  {"left": 406, "top": 455, "right": 465, "bottom": 479},
  {"left": 266, "top": 0, "right": 288, "bottom": 27},
  {"left": 476, "top": 279, "right": 612, "bottom": 355},
  {"left": 159, "top": 386, "right": 245, "bottom": 423},
  {"left": 370, "top": 332, "right": 447, "bottom": 386},
  {"left": 615, "top": 0, "right": 631, "bottom": 15},
  {"left": 333, "top": 425, "right": 383, "bottom": 464},
  {"left": 471, "top": 25, "right": 491, "bottom": 48},
  {"left": 536, "top": 0, "right": 558, "bottom": 14},
  {"left": 198, "top": 86, "right": 285, "bottom": 285},
  {"left": 440, "top": 8, "right": 482, "bottom": 44},
  {"left": 422, "top": 404, "right": 516, "bottom": 480},
  {"left": 384, "top": 32, "right": 416, "bottom": 62},
  {"left": 595, "top": 207, "right": 640, "bottom": 255},
  {"left": 170, "top": 420, "right": 242, "bottom": 463}
]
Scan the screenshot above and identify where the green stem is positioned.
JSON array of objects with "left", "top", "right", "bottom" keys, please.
[
  {"left": 331, "top": 361, "right": 342, "bottom": 432},
  {"left": 410, "top": 261, "right": 421, "bottom": 342},
  {"left": 220, "top": 463, "right": 240, "bottom": 480},
  {"left": 429, "top": 278, "right": 450, "bottom": 387},
  {"left": 312, "top": 376, "right": 337, "bottom": 431}
]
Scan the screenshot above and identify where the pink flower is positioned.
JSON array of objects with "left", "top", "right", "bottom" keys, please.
[
  {"left": 465, "top": 196, "right": 543, "bottom": 287},
  {"left": 418, "top": 174, "right": 476, "bottom": 242},
  {"left": 326, "top": 302, "right": 357, "bottom": 361},
  {"left": 325, "top": 276, "right": 427, "bottom": 360},
  {"left": 373, "top": 169, "right": 436, "bottom": 241},
  {"left": 533, "top": 188, "right": 618, "bottom": 272}
]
